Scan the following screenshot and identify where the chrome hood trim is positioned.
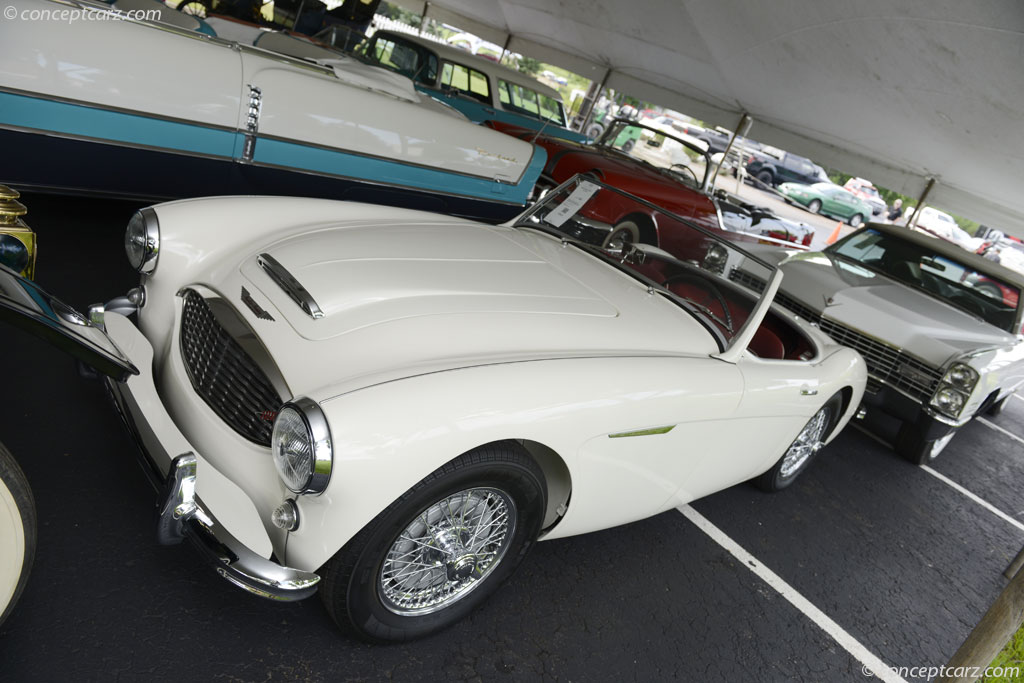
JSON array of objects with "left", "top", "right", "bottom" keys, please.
[{"left": 257, "top": 252, "right": 323, "bottom": 320}]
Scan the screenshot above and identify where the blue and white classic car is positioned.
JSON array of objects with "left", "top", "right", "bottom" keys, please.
[
  {"left": 0, "top": 0, "right": 545, "bottom": 221},
  {"left": 357, "top": 30, "right": 591, "bottom": 145}
]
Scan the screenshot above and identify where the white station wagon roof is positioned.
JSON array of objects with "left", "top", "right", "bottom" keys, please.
[{"left": 375, "top": 29, "right": 564, "bottom": 102}]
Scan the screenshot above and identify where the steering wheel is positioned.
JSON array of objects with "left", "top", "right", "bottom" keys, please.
[
  {"left": 662, "top": 272, "right": 734, "bottom": 333},
  {"left": 668, "top": 164, "right": 698, "bottom": 186}
]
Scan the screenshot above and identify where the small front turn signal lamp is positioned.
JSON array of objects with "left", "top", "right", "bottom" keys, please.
[{"left": 271, "top": 500, "right": 299, "bottom": 531}]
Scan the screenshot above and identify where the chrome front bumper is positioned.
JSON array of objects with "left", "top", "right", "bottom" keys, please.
[
  {"left": 101, "top": 312, "right": 319, "bottom": 602},
  {"left": 156, "top": 454, "right": 318, "bottom": 601}
]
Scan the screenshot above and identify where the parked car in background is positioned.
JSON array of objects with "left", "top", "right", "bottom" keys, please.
[
  {"left": 728, "top": 222, "right": 1024, "bottom": 464},
  {"left": 779, "top": 182, "right": 874, "bottom": 227},
  {"left": 356, "top": 30, "right": 590, "bottom": 144},
  {"left": 747, "top": 151, "right": 828, "bottom": 187},
  {"left": 490, "top": 118, "right": 815, "bottom": 248},
  {"left": 843, "top": 178, "right": 887, "bottom": 216},
  {"left": 0, "top": 177, "right": 867, "bottom": 641},
  {"left": 908, "top": 207, "right": 983, "bottom": 251},
  {"left": 0, "top": 0, "right": 544, "bottom": 221}
]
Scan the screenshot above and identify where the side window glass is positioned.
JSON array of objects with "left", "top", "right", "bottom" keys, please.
[
  {"left": 497, "top": 80, "right": 511, "bottom": 104},
  {"left": 468, "top": 69, "right": 490, "bottom": 98}
]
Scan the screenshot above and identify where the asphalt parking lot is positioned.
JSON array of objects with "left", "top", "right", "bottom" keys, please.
[{"left": 1, "top": 194, "right": 1021, "bottom": 682}]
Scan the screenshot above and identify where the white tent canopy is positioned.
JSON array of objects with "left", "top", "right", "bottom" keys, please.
[{"left": 391, "top": 0, "right": 1024, "bottom": 231}]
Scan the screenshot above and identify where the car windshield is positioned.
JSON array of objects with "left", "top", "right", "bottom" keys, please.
[
  {"left": 355, "top": 35, "right": 438, "bottom": 85},
  {"left": 828, "top": 228, "right": 1021, "bottom": 331},
  {"left": 512, "top": 176, "right": 777, "bottom": 350},
  {"left": 596, "top": 120, "right": 711, "bottom": 190}
]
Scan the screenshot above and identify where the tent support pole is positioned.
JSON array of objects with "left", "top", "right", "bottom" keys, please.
[
  {"left": 709, "top": 113, "right": 752, "bottom": 188},
  {"left": 576, "top": 68, "right": 612, "bottom": 134},
  {"left": 418, "top": 1, "right": 429, "bottom": 35},
  {"left": 908, "top": 177, "right": 937, "bottom": 228},
  {"left": 498, "top": 34, "right": 512, "bottom": 64}
]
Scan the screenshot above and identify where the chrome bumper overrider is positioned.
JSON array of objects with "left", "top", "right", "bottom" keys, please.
[
  {"left": 101, "top": 312, "right": 319, "bottom": 602},
  {"left": 157, "top": 454, "right": 318, "bottom": 601}
]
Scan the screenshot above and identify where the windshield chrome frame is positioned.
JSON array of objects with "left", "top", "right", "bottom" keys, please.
[
  {"left": 508, "top": 175, "right": 782, "bottom": 360},
  {"left": 595, "top": 119, "right": 713, "bottom": 192}
]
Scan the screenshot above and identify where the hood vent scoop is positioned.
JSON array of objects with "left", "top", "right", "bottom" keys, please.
[{"left": 257, "top": 253, "right": 324, "bottom": 320}]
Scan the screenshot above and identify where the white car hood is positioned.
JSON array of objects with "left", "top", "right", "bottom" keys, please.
[
  {"left": 779, "top": 255, "right": 1016, "bottom": 367},
  {"left": 236, "top": 219, "right": 717, "bottom": 397}
]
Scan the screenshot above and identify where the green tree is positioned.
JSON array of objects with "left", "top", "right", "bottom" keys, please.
[{"left": 516, "top": 57, "right": 542, "bottom": 76}]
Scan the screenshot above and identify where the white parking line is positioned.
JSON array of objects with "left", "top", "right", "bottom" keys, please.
[
  {"left": 1013, "top": 394, "right": 1024, "bottom": 403},
  {"left": 920, "top": 466, "right": 1024, "bottom": 533},
  {"left": 978, "top": 417, "right": 1024, "bottom": 450},
  {"left": 678, "top": 505, "right": 908, "bottom": 683}
]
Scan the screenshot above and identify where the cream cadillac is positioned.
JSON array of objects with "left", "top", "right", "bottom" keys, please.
[
  {"left": 727, "top": 223, "right": 1024, "bottom": 464},
  {"left": 0, "top": 178, "right": 866, "bottom": 641}
]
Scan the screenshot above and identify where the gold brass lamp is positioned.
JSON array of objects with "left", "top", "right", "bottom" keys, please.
[{"left": 0, "top": 185, "right": 36, "bottom": 280}]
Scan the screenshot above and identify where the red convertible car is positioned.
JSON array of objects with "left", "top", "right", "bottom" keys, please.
[{"left": 488, "top": 118, "right": 814, "bottom": 249}]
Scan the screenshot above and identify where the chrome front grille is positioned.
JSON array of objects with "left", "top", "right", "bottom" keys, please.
[
  {"left": 728, "top": 267, "right": 942, "bottom": 401},
  {"left": 815, "top": 319, "right": 942, "bottom": 401},
  {"left": 728, "top": 268, "right": 819, "bottom": 321},
  {"left": 179, "top": 289, "right": 282, "bottom": 446}
]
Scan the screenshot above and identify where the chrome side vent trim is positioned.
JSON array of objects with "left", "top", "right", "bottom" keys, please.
[{"left": 257, "top": 253, "right": 324, "bottom": 320}]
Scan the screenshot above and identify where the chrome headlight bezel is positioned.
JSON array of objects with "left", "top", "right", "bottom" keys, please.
[
  {"left": 929, "top": 363, "right": 979, "bottom": 418},
  {"left": 942, "top": 363, "right": 979, "bottom": 392},
  {"left": 124, "top": 207, "right": 160, "bottom": 274},
  {"left": 271, "top": 397, "right": 333, "bottom": 496}
]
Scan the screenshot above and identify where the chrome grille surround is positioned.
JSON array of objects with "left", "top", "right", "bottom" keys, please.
[
  {"left": 179, "top": 289, "right": 282, "bottom": 446},
  {"left": 728, "top": 267, "right": 943, "bottom": 401}
]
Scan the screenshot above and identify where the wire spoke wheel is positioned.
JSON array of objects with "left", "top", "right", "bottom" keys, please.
[
  {"left": 378, "top": 487, "right": 516, "bottom": 615},
  {"left": 779, "top": 406, "right": 831, "bottom": 478}
]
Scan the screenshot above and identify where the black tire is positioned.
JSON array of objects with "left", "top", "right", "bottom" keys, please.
[
  {"left": 756, "top": 170, "right": 774, "bottom": 187},
  {"left": 621, "top": 139, "right": 635, "bottom": 153},
  {"left": 319, "top": 441, "right": 546, "bottom": 642},
  {"left": 0, "top": 441, "right": 36, "bottom": 626},
  {"left": 848, "top": 213, "right": 864, "bottom": 228},
  {"left": 985, "top": 395, "right": 1010, "bottom": 417},
  {"left": 754, "top": 394, "right": 842, "bottom": 492},
  {"left": 896, "top": 423, "right": 957, "bottom": 466},
  {"left": 807, "top": 199, "right": 822, "bottom": 214}
]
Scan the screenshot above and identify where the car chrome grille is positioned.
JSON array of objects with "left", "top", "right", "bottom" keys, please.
[
  {"left": 728, "top": 268, "right": 942, "bottom": 401},
  {"left": 815, "top": 319, "right": 943, "bottom": 401},
  {"left": 180, "top": 289, "right": 282, "bottom": 446}
]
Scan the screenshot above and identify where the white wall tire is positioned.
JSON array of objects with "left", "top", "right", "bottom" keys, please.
[{"left": 0, "top": 442, "right": 36, "bottom": 626}]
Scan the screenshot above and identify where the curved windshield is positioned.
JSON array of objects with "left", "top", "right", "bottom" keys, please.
[
  {"left": 356, "top": 34, "right": 438, "bottom": 85},
  {"left": 597, "top": 120, "right": 711, "bottom": 190},
  {"left": 512, "top": 176, "right": 777, "bottom": 351},
  {"left": 828, "top": 228, "right": 1020, "bottom": 331}
]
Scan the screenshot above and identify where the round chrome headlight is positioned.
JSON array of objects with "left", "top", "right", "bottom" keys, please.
[
  {"left": 931, "top": 386, "right": 967, "bottom": 417},
  {"left": 943, "top": 363, "right": 979, "bottom": 392},
  {"left": 124, "top": 207, "right": 160, "bottom": 274},
  {"left": 271, "top": 398, "right": 332, "bottom": 495}
]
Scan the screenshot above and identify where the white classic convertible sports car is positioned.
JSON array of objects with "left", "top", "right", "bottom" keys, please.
[
  {"left": 727, "top": 222, "right": 1024, "bottom": 464},
  {"left": 0, "top": 178, "right": 866, "bottom": 641},
  {"left": 0, "top": 0, "right": 544, "bottom": 221}
]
